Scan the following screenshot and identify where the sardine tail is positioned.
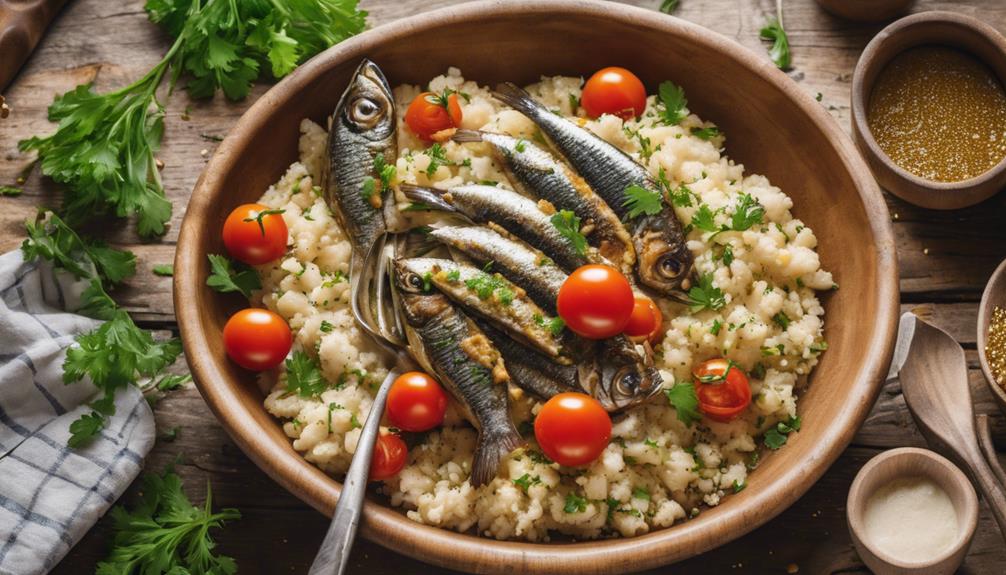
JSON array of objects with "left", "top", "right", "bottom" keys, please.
[
  {"left": 400, "top": 184, "right": 456, "bottom": 213},
  {"left": 470, "top": 424, "right": 524, "bottom": 487},
  {"left": 451, "top": 129, "right": 484, "bottom": 143},
  {"left": 492, "top": 82, "right": 542, "bottom": 117}
]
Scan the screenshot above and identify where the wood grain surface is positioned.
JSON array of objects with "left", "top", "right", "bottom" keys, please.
[{"left": 1, "top": 0, "right": 1005, "bottom": 573}]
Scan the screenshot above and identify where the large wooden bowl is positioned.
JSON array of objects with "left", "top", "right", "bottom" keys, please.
[{"left": 174, "top": 1, "right": 899, "bottom": 572}]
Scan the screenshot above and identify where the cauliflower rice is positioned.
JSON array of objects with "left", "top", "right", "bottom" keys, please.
[{"left": 256, "top": 69, "right": 832, "bottom": 541}]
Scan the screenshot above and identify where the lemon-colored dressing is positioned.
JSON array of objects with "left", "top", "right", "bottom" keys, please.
[
  {"left": 867, "top": 46, "right": 1006, "bottom": 182},
  {"left": 863, "top": 476, "right": 960, "bottom": 561}
]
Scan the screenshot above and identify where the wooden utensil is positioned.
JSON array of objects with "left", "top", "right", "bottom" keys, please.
[
  {"left": 977, "top": 257, "right": 1006, "bottom": 415},
  {"left": 173, "top": 1, "right": 900, "bottom": 572},
  {"left": 898, "top": 312, "right": 1006, "bottom": 543},
  {"left": 814, "top": 0, "right": 914, "bottom": 23},
  {"left": 0, "top": 0, "right": 70, "bottom": 91}
]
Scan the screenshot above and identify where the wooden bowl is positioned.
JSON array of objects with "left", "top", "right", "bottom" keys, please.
[
  {"left": 978, "top": 257, "right": 1006, "bottom": 415},
  {"left": 174, "top": 1, "right": 899, "bottom": 572},
  {"left": 847, "top": 448, "right": 978, "bottom": 574},
  {"left": 851, "top": 11, "right": 1006, "bottom": 210},
  {"left": 814, "top": 0, "right": 914, "bottom": 23}
]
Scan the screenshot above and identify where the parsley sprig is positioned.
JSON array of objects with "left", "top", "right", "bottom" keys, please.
[
  {"left": 550, "top": 209, "right": 587, "bottom": 256},
  {"left": 665, "top": 381, "right": 701, "bottom": 427},
  {"left": 22, "top": 211, "right": 182, "bottom": 447},
  {"left": 95, "top": 467, "right": 240, "bottom": 574},
  {"left": 658, "top": 80, "right": 688, "bottom": 125},
  {"left": 764, "top": 415, "right": 801, "bottom": 449},
  {"left": 760, "top": 0, "right": 792, "bottom": 70},
  {"left": 206, "top": 254, "right": 261, "bottom": 298},
  {"left": 623, "top": 184, "right": 664, "bottom": 219},
  {"left": 285, "top": 350, "right": 327, "bottom": 398},
  {"left": 685, "top": 273, "right": 726, "bottom": 313}
]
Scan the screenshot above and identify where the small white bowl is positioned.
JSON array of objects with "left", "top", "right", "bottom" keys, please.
[{"left": 847, "top": 448, "right": 978, "bottom": 574}]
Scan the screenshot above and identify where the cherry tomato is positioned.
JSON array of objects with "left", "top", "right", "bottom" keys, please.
[
  {"left": 405, "top": 91, "right": 463, "bottom": 141},
  {"left": 370, "top": 432, "right": 408, "bottom": 481},
  {"left": 624, "top": 297, "right": 663, "bottom": 342},
  {"left": 580, "top": 67, "right": 647, "bottom": 120},
  {"left": 556, "top": 265, "right": 634, "bottom": 339},
  {"left": 222, "top": 203, "right": 288, "bottom": 265},
  {"left": 692, "top": 358, "right": 752, "bottom": 422},
  {"left": 386, "top": 371, "right": 449, "bottom": 432},
  {"left": 223, "top": 308, "right": 292, "bottom": 371},
  {"left": 534, "top": 392, "right": 612, "bottom": 467}
]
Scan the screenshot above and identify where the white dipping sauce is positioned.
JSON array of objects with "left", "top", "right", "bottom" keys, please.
[{"left": 863, "top": 476, "right": 960, "bottom": 561}]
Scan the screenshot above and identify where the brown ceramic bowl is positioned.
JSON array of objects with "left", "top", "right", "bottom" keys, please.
[
  {"left": 847, "top": 448, "right": 978, "bottom": 575},
  {"left": 978, "top": 257, "right": 1006, "bottom": 415},
  {"left": 851, "top": 11, "right": 1006, "bottom": 210},
  {"left": 814, "top": 0, "right": 914, "bottom": 23},
  {"left": 174, "top": 1, "right": 899, "bottom": 572}
]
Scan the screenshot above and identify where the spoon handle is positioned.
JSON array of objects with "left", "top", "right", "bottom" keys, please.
[
  {"left": 976, "top": 414, "right": 1006, "bottom": 488},
  {"left": 965, "top": 440, "right": 1006, "bottom": 545},
  {"left": 308, "top": 368, "right": 400, "bottom": 575}
]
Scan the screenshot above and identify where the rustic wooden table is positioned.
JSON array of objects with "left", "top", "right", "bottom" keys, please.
[{"left": 2, "top": 0, "right": 1006, "bottom": 573}]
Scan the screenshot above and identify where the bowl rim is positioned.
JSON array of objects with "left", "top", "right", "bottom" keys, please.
[
  {"left": 174, "top": 0, "right": 900, "bottom": 572},
  {"left": 977, "top": 257, "right": 1006, "bottom": 411},
  {"left": 850, "top": 11, "right": 1006, "bottom": 203},
  {"left": 846, "top": 447, "right": 979, "bottom": 569}
]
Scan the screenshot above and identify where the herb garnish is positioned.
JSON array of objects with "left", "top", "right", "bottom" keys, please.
[
  {"left": 206, "top": 254, "right": 261, "bottom": 298},
  {"left": 513, "top": 474, "right": 542, "bottom": 493},
  {"left": 563, "top": 492, "right": 588, "bottom": 513},
  {"left": 0, "top": 185, "right": 23, "bottom": 196},
  {"left": 285, "top": 351, "right": 327, "bottom": 398},
  {"left": 685, "top": 273, "right": 726, "bottom": 313},
  {"left": 549, "top": 209, "right": 587, "bottom": 256},
  {"left": 690, "top": 126, "right": 721, "bottom": 140},
  {"left": 763, "top": 415, "right": 801, "bottom": 449},
  {"left": 623, "top": 184, "right": 663, "bottom": 218},
  {"left": 658, "top": 80, "right": 688, "bottom": 125},
  {"left": 665, "top": 381, "right": 701, "bottom": 426},
  {"left": 659, "top": 0, "right": 680, "bottom": 13},
  {"left": 760, "top": 0, "right": 792, "bottom": 70},
  {"left": 152, "top": 263, "right": 174, "bottom": 276}
]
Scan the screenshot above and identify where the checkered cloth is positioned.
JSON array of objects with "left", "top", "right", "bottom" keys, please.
[{"left": 0, "top": 250, "right": 154, "bottom": 575}]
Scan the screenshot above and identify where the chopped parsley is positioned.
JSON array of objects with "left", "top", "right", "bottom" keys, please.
[
  {"left": 0, "top": 185, "right": 23, "bottom": 196},
  {"left": 772, "top": 312, "right": 791, "bottom": 329},
  {"left": 632, "top": 487, "right": 651, "bottom": 501},
  {"left": 644, "top": 438, "right": 659, "bottom": 449},
  {"left": 659, "top": 0, "right": 679, "bottom": 14},
  {"left": 422, "top": 271, "right": 433, "bottom": 291},
  {"left": 374, "top": 152, "right": 396, "bottom": 190},
  {"left": 284, "top": 351, "right": 327, "bottom": 398},
  {"left": 810, "top": 340, "right": 829, "bottom": 353},
  {"left": 730, "top": 193, "right": 765, "bottom": 231},
  {"left": 424, "top": 143, "right": 453, "bottom": 176},
  {"left": 710, "top": 319, "right": 723, "bottom": 335},
  {"left": 690, "top": 126, "right": 721, "bottom": 140},
  {"left": 691, "top": 204, "right": 720, "bottom": 232},
  {"left": 760, "top": 13, "right": 792, "bottom": 71},
  {"left": 563, "top": 492, "right": 588, "bottom": 513},
  {"left": 152, "top": 264, "right": 174, "bottom": 276},
  {"left": 623, "top": 184, "right": 663, "bottom": 218},
  {"left": 764, "top": 416, "right": 801, "bottom": 449},
  {"left": 534, "top": 313, "right": 565, "bottom": 337},
  {"left": 360, "top": 177, "right": 376, "bottom": 201},
  {"left": 464, "top": 272, "right": 511, "bottom": 304},
  {"left": 206, "top": 254, "right": 261, "bottom": 298},
  {"left": 319, "top": 320, "right": 334, "bottom": 333},
  {"left": 446, "top": 269, "right": 461, "bottom": 282},
  {"left": 568, "top": 93, "right": 580, "bottom": 111},
  {"left": 549, "top": 210, "right": 587, "bottom": 256},
  {"left": 733, "top": 479, "right": 747, "bottom": 493},
  {"left": 658, "top": 80, "right": 688, "bottom": 125},
  {"left": 685, "top": 273, "right": 726, "bottom": 313},
  {"left": 514, "top": 139, "right": 527, "bottom": 153},
  {"left": 350, "top": 413, "right": 362, "bottom": 430},
  {"left": 665, "top": 381, "right": 701, "bottom": 426},
  {"left": 513, "top": 474, "right": 541, "bottom": 493}
]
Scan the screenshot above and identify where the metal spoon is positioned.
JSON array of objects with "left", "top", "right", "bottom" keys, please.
[
  {"left": 309, "top": 233, "right": 411, "bottom": 575},
  {"left": 896, "top": 312, "right": 1006, "bottom": 543}
]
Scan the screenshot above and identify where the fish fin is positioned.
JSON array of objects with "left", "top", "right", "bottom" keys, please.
[
  {"left": 399, "top": 184, "right": 456, "bottom": 213},
  {"left": 470, "top": 422, "right": 524, "bottom": 487},
  {"left": 451, "top": 129, "right": 484, "bottom": 143},
  {"left": 492, "top": 82, "right": 542, "bottom": 117}
]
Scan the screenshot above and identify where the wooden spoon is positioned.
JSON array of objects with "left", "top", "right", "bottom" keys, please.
[
  {"left": 0, "top": 0, "right": 70, "bottom": 91},
  {"left": 898, "top": 312, "right": 1006, "bottom": 542}
]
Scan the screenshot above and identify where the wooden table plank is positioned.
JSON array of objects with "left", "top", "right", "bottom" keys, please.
[{"left": 2, "top": 0, "right": 1004, "bottom": 573}]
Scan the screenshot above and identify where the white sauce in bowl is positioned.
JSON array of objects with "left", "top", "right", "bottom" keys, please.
[{"left": 863, "top": 476, "right": 960, "bottom": 561}]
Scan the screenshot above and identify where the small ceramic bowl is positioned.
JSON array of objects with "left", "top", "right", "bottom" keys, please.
[
  {"left": 847, "top": 448, "right": 979, "bottom": 574},
  {"left": 814, "top": 0, "right": 914, "bottom": 23},
  {"left": 851, "top": 11, "right": 1006, "bottom": 210},
  {"left": 978, "top": 257, "right": 1006, "bottom": 416}
]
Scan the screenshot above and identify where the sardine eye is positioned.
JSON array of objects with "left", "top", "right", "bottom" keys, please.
[
  {"left": 658, "top": 254, "right": 683, "bottom": 279},
  {"left": 407, "top": 272, "right": 425, "bottom": 290},
  {"left": 350, "top": 97, "right": 383, "bottom": 125},
  {"left": 615, "top": 369, "right": 642, "bottom": 397}
]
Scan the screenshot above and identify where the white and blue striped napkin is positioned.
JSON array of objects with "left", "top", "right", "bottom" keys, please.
[{"left": 0, "top": 249, "right": 154, "bottom": 575}]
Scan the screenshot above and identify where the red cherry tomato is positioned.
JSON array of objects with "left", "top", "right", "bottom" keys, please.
[
  {"left": 556, "top": 265, "right": 634, "bottom": 339},
  {"left": 223, "top": 308, "right": 292, "bottom": 371},
  {"left": 386, "top": 371, "right": 449, "bottom": 432},
  {"left": 624, "top": 297, "right": 663, "bottom": 342},
  {"left": 405, "top": 91, "right": 463, "bottom": 141},
  {"left": 692, "top": 358, "right": 752, "bottom": 422},
  {"left": 534, "top": 392, "right": 612, "bottom": 467},
  {"left": 580, "top": 67, "right": 647, "bottom": 120},
  {"left": 370, "top": 432, "right": 408, "bottom": 481},
  {"left": 222, "top": 203, "right": 288, "bottom": 265}
]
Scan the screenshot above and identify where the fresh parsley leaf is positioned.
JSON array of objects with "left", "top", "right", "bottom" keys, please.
[
  {"left": 665, "top": 381, "right": 701, "bottom": 426},
  {"left": 690, "top": 204, "right": 720, "bottom": 233},
  {"left": 623, "top": 184, "right": 663, "bottom": 218},
  {"left": 685, "top": 273, "right": 726, "bottom": 313},
  {"left": 374, "top": 152, "right": 396, "bottom": 189},
  {"left": 632, "top": 486, "right": 651, "bottom": 501},
  {"left": 549, "top": 210, "right": 587, "bottom": 256},
  {"left": 772, "top": 312, "right": 790, "bottom": 329},
  {"left": 155, "top": 373, "right": 191, "bottom": 391},
  {"left": 446, "top": 269, "right": 461, "bottom": 282},
  {"left": 810, "top": 340, "right": 829, "bottom": 353},
  {"left": 764, "top": 416, "right": 801, "bottom": 449},
  {"left": 658, "top": 80, "right": 688, "bottom": 125},
  {"left": 0, "top": 185, "right": 23, "bottom": 196},
  {"left": 513, "top": 473, "right": 541, "bottom": 493},
  {"left": 23, "top": 210, "right": 136, "bottom": 287},
  {"left": 710, "top": 319, "right": 723, "bottom": 335},
  {"left": 95, "top": 467, "right": 240, "bottom": 574},
  {"left": 760, "top": 16, "right": 792, "bottom": 70},
  {"left": 152, "top": 263, "right": 174, "bottom": 276},
  {"left": 69, "top": 413, "right": 106, "bottom": 448},
  {"left": 690, "top": 126, "right": 721, "bottom": 140},
  {"left": 320, "top": 320, "right": 334, "bottom": 333},
  {"left": 669, "top": 184, "right": 695, "bottom": 208},
  {"left": 424, "top": 143, "right": 453, "bottom": 176},
  {"left": 563, "top": 492, "right": 588, "bottom": 513},
  {"left": 659, "top": 0, "right": 680, "bottom": 13},
  {"left": 730, "top": 194, "right": 764, "bottom": 231},
  {"left": 285, "top": 351, "right": 327, "bottom": 398},
  {"left": 206, "top": 254, "right": 261, "bottom": 298},
  {"left": 733, "top": 479, "right": 747, "bottom": 493}
]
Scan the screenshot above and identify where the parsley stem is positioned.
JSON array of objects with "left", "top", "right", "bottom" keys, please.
[{"left": 776, "top": 0, "right": 785, "bottom": 31}]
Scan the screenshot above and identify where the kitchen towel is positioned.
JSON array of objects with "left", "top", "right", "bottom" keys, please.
[{"left": 0, "top": 249, "right": 154, "bottom": 575}]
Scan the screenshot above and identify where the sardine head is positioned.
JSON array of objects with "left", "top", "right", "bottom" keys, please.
[
  {"left": 391, "top": 258, "right": 428, "bottom": 294},
  {"left": 583, "top": 338, "right": 664, "bottom": 411},
  {"left": 635, "top": 227, "right": 695, "bottom": 294},
  {"left": 337, "top": 59, "right": 395, "bottom": 141}
]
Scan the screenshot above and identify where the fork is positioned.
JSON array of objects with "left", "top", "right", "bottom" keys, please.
[{"left": 308, "top": 232, "right": 412, "bottom": 575}]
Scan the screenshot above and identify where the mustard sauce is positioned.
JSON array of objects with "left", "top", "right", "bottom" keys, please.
[{"left": 867, "top": 46, "right": 1006, "bottom": 182}]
